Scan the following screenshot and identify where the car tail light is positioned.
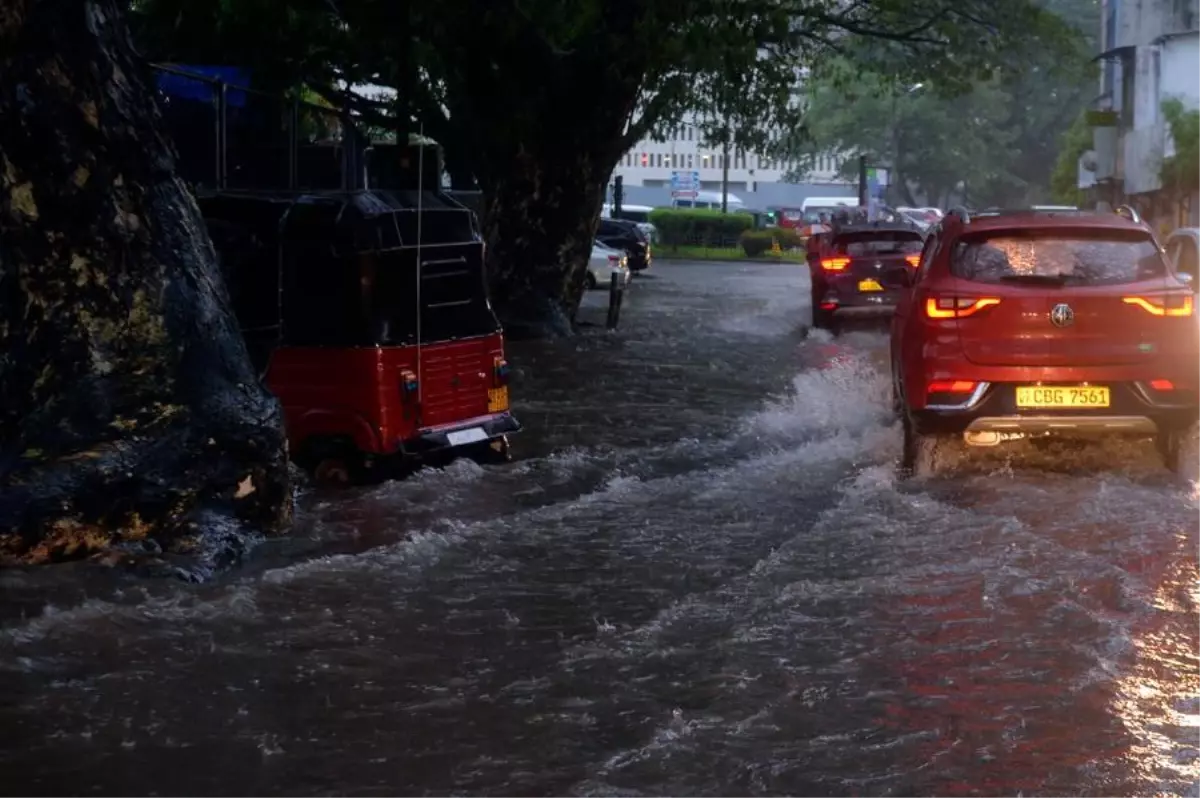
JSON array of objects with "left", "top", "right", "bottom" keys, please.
[
  {"left": 819, "top": 301, "right": 838, "bottom": 311},
  {"left": 925, "top": 297, "right": 1001, "bottom": 319},
  {"left": 927, "top": 380, "right": 978, "bottom": 394},
  {"left": 905, "top": 254, "right": 920, "bottom": 268},
  {"left": 607, "top": 255, "right": 621, "bottom": 263},
  {"left": 1122, "top": 294, "right": 1194, "bottom": 317},
  {"left": 400, "top": 368, "right": 419, "bottom": 396},
  {"left": 493, "top": 357, "right": 510, "bottom": 386},
  {"left": 820, "top": 257, "right": 850, "bottom": 272},
  {"left": 1149, "top": 379, "right": 1174, "bottom": 391}
]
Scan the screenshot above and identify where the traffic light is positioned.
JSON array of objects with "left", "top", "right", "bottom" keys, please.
[{"left": 613, "top": 175, "right": 624, "bottom": 216}]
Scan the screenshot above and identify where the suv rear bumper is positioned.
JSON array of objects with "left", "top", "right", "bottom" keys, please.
[{"left": 911, "top": 382, "right": 1198, "bottom": 436}]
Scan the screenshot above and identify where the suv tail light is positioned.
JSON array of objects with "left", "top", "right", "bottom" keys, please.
[
  {"left": 925, "top": 297, "right": 1001, "bottom": 319},
  {"left": 821, "top": 257, "right": 850, "bottom": 271},
  {"left": 1122, "top": 294, "right": 1194, "bottom": 317},
  {"left": 905, "top": 254, "right": 920, "bottom": 268}
]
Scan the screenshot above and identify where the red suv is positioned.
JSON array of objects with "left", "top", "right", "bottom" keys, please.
[{"left": 891, "top": 206, "right": 1198, "bottom": 471}]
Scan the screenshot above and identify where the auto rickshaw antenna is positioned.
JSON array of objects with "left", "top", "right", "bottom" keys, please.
[
  {"left": 1115, "top": 204, "right": 1142, "bottom": 224},
  {"left": 415, "top": 124, "right": 426, "bottom": 405}
]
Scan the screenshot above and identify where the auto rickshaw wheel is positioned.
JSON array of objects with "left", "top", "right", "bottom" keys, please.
[
  {"left": 297, "top": 437, "right": 363, "bottom": 487},
  {"left": 466, "top": 436, "right": 512, "bottom": 466},
  {"left": 312, "top": 457, "right": 355, "bottom": 487}
]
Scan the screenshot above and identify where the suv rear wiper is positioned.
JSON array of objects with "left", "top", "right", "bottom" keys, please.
[{"left": 998, "top": 273, "right": 1069, "bottom": 286}]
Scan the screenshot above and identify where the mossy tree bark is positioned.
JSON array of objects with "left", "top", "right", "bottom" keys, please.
[{"left": 0, "top": 0, "right": 292, "bottom": 576}]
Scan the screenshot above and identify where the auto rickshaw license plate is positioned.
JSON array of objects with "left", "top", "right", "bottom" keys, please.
[
  {"left": 488, "top": 386, "right": 510, "bottom": 412},
  {"left": 857, "top": 278, "right": 884, "bottom": 292},
  {"left": 1015, "top": 386, "right": 1110, "bottom": 408}
]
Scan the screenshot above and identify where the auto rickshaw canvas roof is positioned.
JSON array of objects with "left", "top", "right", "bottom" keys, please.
[{"left": 198, "top": 188, "right": 477, "bottom": 256}]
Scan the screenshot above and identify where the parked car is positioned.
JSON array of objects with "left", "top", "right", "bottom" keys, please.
[
  {"left": 587, "top": 242, "right": 630, "bottom": 289},
  {"left": 597, "top": 218, "right": 652, "bottom": 272},
  {"left": 890, "top": 205, "right": 1198, "bottom": 473},
  {"left": 808, "top": 222, "right": 925, "bottom": 329},
  {"left": 602, "top": 203, "right": 659, "bottom": 243},
  {"left": 1164, "top": 227, "right": 1200, "bottom": 290}
]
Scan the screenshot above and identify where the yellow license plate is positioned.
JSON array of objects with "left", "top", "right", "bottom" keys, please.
[
  {"left": 487, "top": 386, "right": 509, "bottom": 413},
  {"left": 858, "top": 279, "right": 884, "bottom": 292},
  {"left": 1015, "top": 386, "right": 1110, "bottom": 408}
]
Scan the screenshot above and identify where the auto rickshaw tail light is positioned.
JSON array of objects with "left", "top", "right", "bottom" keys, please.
[
  {"left": 400, "top": 369, "right": 419, "bottom": 394},
  {"left": 493, "top": 357, "right": 510, "bottom": 386}
]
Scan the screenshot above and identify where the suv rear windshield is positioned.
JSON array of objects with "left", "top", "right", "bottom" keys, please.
[
  {"left": 952, "top": 231, "right": 1166, "bottom": 285},
  {"left": 834, "top": 231, "right": 924, "bottom": 256}
]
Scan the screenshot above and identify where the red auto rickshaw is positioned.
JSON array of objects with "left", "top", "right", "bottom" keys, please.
[{"left": 201, "top": 188, "right": 520, "bottom": 485}]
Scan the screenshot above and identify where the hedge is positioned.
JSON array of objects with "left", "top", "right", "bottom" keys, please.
[
  {"left": 647, "top": 208, "right": 754, "bottom": 248},
  {"left": 739, "top": 228, "right": 804, "bottom": 257}
]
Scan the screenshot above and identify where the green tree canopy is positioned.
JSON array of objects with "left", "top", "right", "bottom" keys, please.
[{"left": 132, "top": 0, "right": 1086, "bottom": 333}]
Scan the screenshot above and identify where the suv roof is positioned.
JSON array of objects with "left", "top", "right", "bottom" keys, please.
[
  {"left": 941, "top": 207, "right": 1152, "bottom": 235},
  {"left": 832, "top": 222, "right": 924, "bottom": 235}
]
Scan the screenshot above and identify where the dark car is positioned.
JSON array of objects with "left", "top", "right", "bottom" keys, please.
[
  {"left": 809, "top": 222, "right": 925, "bottom": 329},
  {"left": 890, "top": 205, "right": 1198, "bottom": 473},
  {"left": 598, "top": 218, "right": 652, "bottom": 272}
]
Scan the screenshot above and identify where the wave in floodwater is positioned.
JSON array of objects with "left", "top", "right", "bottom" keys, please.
[{"left": 0, "top": 288, "right": 1196, "bottom": 796}]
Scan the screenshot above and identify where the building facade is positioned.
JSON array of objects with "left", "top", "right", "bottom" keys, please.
[
  {"left": 612, "top": 112, "right": 855, "bottom": 206},
  {"left": 1091, "top": 0, "right": 1199, "bottom": 228}
]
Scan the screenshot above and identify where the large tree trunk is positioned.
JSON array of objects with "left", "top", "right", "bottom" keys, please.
[
  {"left": 479, "top": 149, "right": 612, "bottom": 338},
  {"left": 0, "top": 0, "right": 292, "bottom": 577}
]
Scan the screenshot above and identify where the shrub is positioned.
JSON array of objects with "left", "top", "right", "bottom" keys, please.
[
  {"left": 740, "top": 229, "right": 775, "bottom": 257},
  {"left": 648, "top": 208, "right": 754, "bottom": 248},
  {"left": 772, "top": 227, "right": 803, "bottom": 250}
]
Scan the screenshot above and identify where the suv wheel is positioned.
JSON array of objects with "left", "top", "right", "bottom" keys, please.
[
  {"left": 1156, "top": 430, "right": 1182, "bottom": 472},
  {"left": 900, "top": 413, "right": 959, "bottom": 477}
]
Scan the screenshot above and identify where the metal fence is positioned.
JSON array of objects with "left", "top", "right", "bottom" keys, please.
[{"left": 151, "top": 63, "right": 364, "bottom": 192}]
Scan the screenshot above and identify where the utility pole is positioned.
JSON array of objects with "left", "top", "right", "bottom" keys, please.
[
  {"left": 857, "top": 155, "right": 868, "bottom": 206},
  {"left": 721, "top": 117, "right": 731, "bottom": 213}
]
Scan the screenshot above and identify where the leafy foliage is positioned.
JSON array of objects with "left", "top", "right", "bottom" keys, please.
[
  {"left": 648, "top": 208, "right": 753, "bottom": 248},
  {"left": 130, "top": 0, "right": 1090, "bottom": 325},
  {"left": 1049, "top": 110, "right": 1094, "bottom": 205},
  {"left": 1161, "top": 98, "right": 1200, "bottom": 195},
  {"left": 781, "top": 0, "right": 1097, "bottom": 208}
]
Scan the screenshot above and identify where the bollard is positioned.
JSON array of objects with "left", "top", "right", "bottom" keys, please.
[{"left": 606, "top": 272, "right": 624, "bottom": 330}]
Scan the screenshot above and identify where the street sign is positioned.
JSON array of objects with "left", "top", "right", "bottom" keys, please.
[
  {"left": 670, "top": 170, "right": 701, "bottom": 192},
  {"left": 671, "top": 190, "right": 698, "bottom": 199}
]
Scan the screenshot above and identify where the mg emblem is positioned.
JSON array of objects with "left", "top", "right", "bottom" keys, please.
[{"left": 1049, "top": 303, "right": 1074, "bottom": 328}]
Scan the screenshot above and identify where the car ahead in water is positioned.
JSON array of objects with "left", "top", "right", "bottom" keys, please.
[
  {"left": 587, "top": 242, "right": 631, "bottom": 289},
  {"left": 890, "top": 205, "right": 1198, "bottom": 472},
  {"left": 808, "top": 222, "right": 925, "bottom": 329},
  {"left": 597, "top": 218, "right": 652, "bottom": 272}
]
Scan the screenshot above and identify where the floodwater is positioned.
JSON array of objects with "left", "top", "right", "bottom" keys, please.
[{"left": 1, "top": 262, "right": 1198, "bottom": 796}]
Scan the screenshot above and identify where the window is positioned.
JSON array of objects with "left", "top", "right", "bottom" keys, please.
[
  {"left": 951, "top": 230, "right": 1167, "bottom": 286},
  {"left": 835, "top": 231, "right": 925, "bottom": 256},
  {"left": 640, "top": 153, "right": 648, "bottom": 167},
  {"left": 1173, "top": 236, "right": 1200, "bottom": 282},
  {"left": 686, "top": 153, "right": 694, "bottom": 168},
  {"left": 702, "top": 154, "right": 710, "bottom": 168},
  {"left": 916, "top": 231, "right": 940, "bottom": 283},
  {"left": 655, "top": 153, "right": 663, "bottom": 167}
]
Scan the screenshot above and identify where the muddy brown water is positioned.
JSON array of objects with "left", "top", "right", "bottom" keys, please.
[{"left": 0, "top": 261, "right": 1197, "bottom": 796}]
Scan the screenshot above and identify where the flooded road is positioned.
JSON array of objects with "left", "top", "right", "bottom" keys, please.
[{"left": 1, "top": 261, "right": 1197, "bottom": 796}]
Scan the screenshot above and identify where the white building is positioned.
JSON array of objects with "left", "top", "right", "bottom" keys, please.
[
  {"left": 1092, "top": 0, "right": 1199, "bottom": 226},
  {"left": 613, "top": 112, "right": 854, "bottom": 196}
]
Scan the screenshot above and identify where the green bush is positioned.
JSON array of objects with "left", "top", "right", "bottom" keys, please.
[
  {"left": 740, "top": 230, "right": 775, "bottom": 257},
  {"left": 648, "top": 208, "right": 754, "bottom": 248},
  {"left": 772, "top": 227, "right": 803, "bottom": 250}
]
